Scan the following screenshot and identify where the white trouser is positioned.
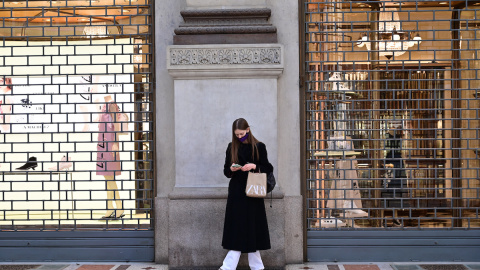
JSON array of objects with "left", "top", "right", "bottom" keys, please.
[{"left": 220, "top": 250, "right": 264, "bottom": 270}]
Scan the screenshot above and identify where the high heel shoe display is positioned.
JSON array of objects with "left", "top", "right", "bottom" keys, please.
[
  {"left": 48, "top": 155, "right": 73, "bottom": 171},
  {"left": 101, "top": 211, "right": 115, "bottom": 219},
  {"left": 101, "top": 210, "right": 125, "bottom": 220},
  {"left": 115, "top": 211, "right": 125, "bottom": 219},
  {"left": 16, "top": 157, "right": 38, "bottom": 170}
]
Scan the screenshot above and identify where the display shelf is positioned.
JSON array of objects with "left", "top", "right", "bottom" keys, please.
[{"left": 314, "top": 150, "right": 361, "bottom": 157}]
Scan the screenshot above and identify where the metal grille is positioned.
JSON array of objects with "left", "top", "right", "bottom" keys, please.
[
  {"left": 0, "top": 0, "right": 154, "bottom": 230},
  {"left": 304, "top": 0, "right": 480, "bottom": 229}
]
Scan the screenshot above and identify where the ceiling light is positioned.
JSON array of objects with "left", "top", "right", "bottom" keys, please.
[
  {"left": 356, "top": 7, "right": 422, "bottom": 59},
  {"left": 358, "top": 4, "right": 371, "bottom": 8},
  {"left": 83, "top": 22, "right": 109, "bottom": 38},
  {"left": 439, "top": 2, "right": 448, "bottom": 4},
  {"left": 474, "top": 2, "right": 480, "bottom": 5}
]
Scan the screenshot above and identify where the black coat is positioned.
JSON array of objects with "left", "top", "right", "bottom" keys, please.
[{"left": 222, "top": 142, "right": 273, "bottom": 253}]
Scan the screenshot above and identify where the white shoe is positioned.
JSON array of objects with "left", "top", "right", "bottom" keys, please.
[
  {"left": 343, "top": 200, "right": 368, "bottom": 217},
  {"left": 320, "top": 218, "right": 346, "bottom": 228},
  {"left": 345, "top": 208, "right": 368, "bottom": 217}
]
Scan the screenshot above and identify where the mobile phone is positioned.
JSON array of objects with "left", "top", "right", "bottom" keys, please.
[{"left": 232, "top": 164, "right": 242, "bottom": 168}]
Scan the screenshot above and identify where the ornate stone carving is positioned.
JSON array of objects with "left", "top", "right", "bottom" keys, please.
[{"left": 170, "top": 47, "right": 282, "bottom": 66}]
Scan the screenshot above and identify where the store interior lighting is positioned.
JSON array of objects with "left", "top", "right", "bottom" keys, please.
[
  {"left": 356, "top": 7, "right": 422, "bottom": 59},
  {"left": 82, "top": 22, "right": 109, "bottom": 38}
]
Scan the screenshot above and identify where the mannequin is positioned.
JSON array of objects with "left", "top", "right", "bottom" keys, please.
[
  {"left": 97, "top": 95, "right": 124, "bottom": 219},
  {"left": 321, "top": 90, "right": 367, "bottom": 228},
  {"left": 326, "top": 136, "right": 367, "bottom": 218},
  {"left": 383, "top": 127, "right": 407, "bottom": 226}
]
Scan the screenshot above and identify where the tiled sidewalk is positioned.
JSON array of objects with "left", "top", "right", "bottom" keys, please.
[
  {"left": 0, "top": 264, "right": 166, "bottom": 270},
  {"left": 287, "top": 263, "right": 480, "bottom": 270},
  {"left": 1, "top": 263, "right": 480, "bottom": 270}
]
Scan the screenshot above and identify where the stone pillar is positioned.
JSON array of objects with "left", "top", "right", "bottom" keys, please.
[
  {"left": 167, "top": 44, "right": 284, "bottom": 268},
  {"left": 157, "top": 0, "right": 302, "bottom": 267}
]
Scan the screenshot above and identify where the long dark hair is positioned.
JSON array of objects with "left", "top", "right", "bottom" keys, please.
[{"left": 230, "top": 118, "right": 260, "bottom": 164}]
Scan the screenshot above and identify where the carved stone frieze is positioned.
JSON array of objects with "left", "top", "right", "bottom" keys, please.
[{"left": 169, "top": 47, "right": 282, "bottom": 66}]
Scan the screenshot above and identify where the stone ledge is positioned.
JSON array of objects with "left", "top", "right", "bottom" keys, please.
[
  {"left": 168, "top": 186, "right": 284, "bottom": 200},
  {"left": 174, "top": 8, "right": 277, "bottom": 44},
  {"left": 174, "top": 33, "right": 278, "bottom": 45},
  {"left": 180, "top": 8, "right": 272, "bottom": 18},
  {"left": 175, "top": 26, "right": 277, "bottom": 35}
]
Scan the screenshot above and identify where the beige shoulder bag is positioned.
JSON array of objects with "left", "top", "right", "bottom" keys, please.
[{"left": 245, "top": 171, "right": 267, "bottom": 198}]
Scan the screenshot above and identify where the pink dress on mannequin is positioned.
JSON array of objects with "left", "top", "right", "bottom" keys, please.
[{"left": 96, "top": 103, "right": 121, "bottom": 176}]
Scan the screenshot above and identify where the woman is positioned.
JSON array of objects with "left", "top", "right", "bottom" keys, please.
[
  {"left": 97, "top": 95, "right": 123, "bottom": 219},
  {"left": 220, "top": 118, "right": 273, "bottom": 270}
]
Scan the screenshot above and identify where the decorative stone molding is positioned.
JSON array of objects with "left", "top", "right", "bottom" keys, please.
[
  {"left": 167, "top": 44, "right": 284, "bottom": 79},
  {"left": 174, "top": 26, "right": 277, "bottom": 35},
  {"left": 183, "top": 18, "right": 267, "bottom": 26},
  {"left": 186, "top": 0, "right": 267, "bottom": 10},
  {"left": 170, "top": 47, "right": 281, "bottom": 66},
  {"left": 174, "top": 8, "right": 277, "bottom": 44},
  {"left": 180, "top": 8, "right": 271, "bottom": 18}
]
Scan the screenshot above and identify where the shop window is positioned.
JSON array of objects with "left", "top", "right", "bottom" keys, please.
[
  {"left": 305, "top": 0, "right": 480, "bottom": 229},
  {"left": 0, "top": 0, "right": 153, "bottom": 230}
]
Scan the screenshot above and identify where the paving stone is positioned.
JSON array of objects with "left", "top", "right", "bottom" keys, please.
[
  {"left": 75, "top": 266, "right": 115, "bottom": 270},
  {"left": 285, "top": 264, "right": 329, "bottom": 270},
  {"left": 36, "top": 265, "right": 69, "bottom": 270},
  {"left": 118, "top": 265, "right": 166, "bottom": 270},
  {"left": 391, "top": 265, "right": 421, "bottom": 270},
  {"left": 344, "top": 265, "right": 380, "bottom": 270},
  {"left": 0, "top": 266, "right": 41, "bottom": 270},
  {"left": 419, "top": 265, "right": 468, "bottom": 270}
]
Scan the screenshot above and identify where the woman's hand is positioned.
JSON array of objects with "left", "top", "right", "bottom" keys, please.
[
  {"left": 230, "top": 163, "right": 242, "bottom": 172},
  {"left": 241, "top": 163, "right": 256, "bottom": 171}
]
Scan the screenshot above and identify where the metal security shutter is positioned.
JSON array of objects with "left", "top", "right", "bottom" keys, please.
[
  {"left": 0, "top": 0, "right": 155, "bottom": 261},
  {"left": 302, "top": 0, "right": 480, "bottom": 261},
  {"left": 0, "top": 231, "right": 154, "bottom": 262}
]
